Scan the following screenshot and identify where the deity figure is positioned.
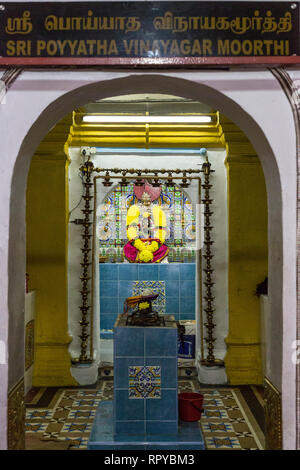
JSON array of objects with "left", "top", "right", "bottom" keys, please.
[{"left": 123, "top": 181, "right": 169, "bottom": 263}]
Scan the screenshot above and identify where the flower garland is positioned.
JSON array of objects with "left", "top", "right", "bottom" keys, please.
[
  {"left": 133, "top": 239, "right": 159, "bottom": 263},
  {"left": 127, "top": 226, "right": 138, "bottom": 240},
  {"left": 138, "top": 301, "right": 150, "bottom": 311}
]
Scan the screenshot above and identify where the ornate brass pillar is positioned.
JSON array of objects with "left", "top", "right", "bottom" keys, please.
[
  {"left": 200, "top": 154, "right": 223, "bottom": 366},
  {"left": 72, "top": 159, "right": 94, "bottom": 364},
  {"left": 201, "top": 156, "right": 216, "bottom": 363}
]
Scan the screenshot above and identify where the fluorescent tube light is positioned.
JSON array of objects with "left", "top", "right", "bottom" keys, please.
[{"left": 82, "top": 115, "right": 212, "bottom": 124}]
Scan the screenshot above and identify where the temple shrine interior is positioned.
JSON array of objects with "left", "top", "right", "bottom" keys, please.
[{"left": 24, "top": 93, "right": 267, "bottom": 450}]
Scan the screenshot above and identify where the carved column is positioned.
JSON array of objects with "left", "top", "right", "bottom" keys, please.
[
  {"left": 224, "top": 150, "right": 268, "bottom": 385},
  {"left": 7, "top": 379, "right": 25, "bottom": 450}
]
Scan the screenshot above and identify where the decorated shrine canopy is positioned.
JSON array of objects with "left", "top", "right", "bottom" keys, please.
[{"left": 0, "top": 1, "right": 300, "bottom": 65}]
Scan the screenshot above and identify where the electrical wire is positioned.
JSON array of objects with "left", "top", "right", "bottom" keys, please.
[{"left": 68, "top": 170, "right": 85, "bottom": 221}]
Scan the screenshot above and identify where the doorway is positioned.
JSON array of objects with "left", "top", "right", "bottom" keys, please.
[{"left": 2, "top": 71, "right": 292, "bottom": 450}]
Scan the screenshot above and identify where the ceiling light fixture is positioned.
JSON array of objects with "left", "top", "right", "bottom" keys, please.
[{"left": 82, "top": 115, "right": 212, "bottom": 124}]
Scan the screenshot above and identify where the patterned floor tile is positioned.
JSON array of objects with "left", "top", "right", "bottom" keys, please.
[
  {"left": 64, "top": 437, "right": 89, "bottom": 449},
  {"left": 25, "top": 380, "right": 264, "bottom": 450},
  {"left": 203, "top": 398, "right": 224, "bottom": 407},
  {"left": 68, "top": 409, "right": 96, "bottom": 420},
  {"left": 77, "top": 390, "right": 103, "bottom": 397},
  {"left": 72, "top": 398, "right": 102, "bottom": 407},
  {"left": 26, "top": 409, "right": 53, "bottom": 420},
  {"left": 202, "top": 422, "right": 235, "bottom": 433},
  {"left": 202, "top": 409, "right": 229, "bottom": 420},
  {"left": 61, "top": 422, "right": 93, "bottom": 434},
  {"left": 25, "top": 423, "right": 49, "bottom": 433},
  {"left": 205, "top": 436, "right": 241, "bottom": 449}
]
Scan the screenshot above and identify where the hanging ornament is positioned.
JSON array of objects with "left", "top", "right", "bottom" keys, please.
[
  {"left": 166, "top": 173, "right": 174, "bottom": 187},
  {"left": 102, "top": 171, "right": 113, "bottom": 186},
  {"left": 180, "top": 172, "right": 190, "bottom": 188}
]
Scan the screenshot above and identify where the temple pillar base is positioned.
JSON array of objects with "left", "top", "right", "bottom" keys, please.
[
  {"left": 70, "top": 362, "right": 99, "bottom": 386},
  {"left": 196, "top": 361, "right": 227, "bottom": 385}
]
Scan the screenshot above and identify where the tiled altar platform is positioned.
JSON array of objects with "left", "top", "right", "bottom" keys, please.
[
  {"left": 88, "top": 401, "right": 205, "bottom": 450},
  {"left": 88, "top": 315, "right": 205, "bottom": 450},
  {"left": 113, "top": 316, "right": 178, "bottom": 435}
]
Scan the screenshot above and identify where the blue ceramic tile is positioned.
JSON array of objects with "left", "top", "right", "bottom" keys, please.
[
  {"left": 118, "top": 299, "right": 126, "bottom": 315},
  {"left": 114, "top": 357, "right": 144, "bottom": 389},
  {"left": 88, "top": 401, "right": 205, "bottom": 450},
  {"left": 138, "top": 265, "right": 159, "bottom": 281},
  {"left": 179, "top": 313, "right": 195, "bottom": 321},
  {"left": 100, "top": 280, "right": 118, "bottom": 297},
  {"left": 158, "top": 264, "right": 180, "bottom": 281},
  {"left": 118, "top": 281, "right": 134, "bottom": 299},
  {"left": 118, "top": 264, "right": 139, "bottom": 280},
  {"left": 180, "top": 264, "right": 196, "bottom": 280},
  {"left": 180, "top": 280, "right": 195, "bottom": 297},
  {"left": 114, "top": 421, "right": 145, "bottom": 436},
  {"left": 112, "top": 444, "right": 146, "bottom": 450},
  {"left": 100, "top": 314, "right": 117, "bottom": 330},
  {"left": 180, "top": 296, "right": 195, "bottom": 315},
  {"left": 114, "top": 433, "right": 146, "bottom": 443},
  {"left": 145, "top": 357, "right": 177, "bottom": 389},
  {"left": 145, "top": 328, "right": 177, "bottom": 357},
  {"left": 145, "top": 444, "right": 179, "bottom": 450},
  {"left": 179, "top": 444, "right": 205, "bottom": 450},
  {"left": 100, "top": 330, "right": 113, "bottom": 340},
  {"left": 88, "top": 402, "right": 113, "bottom": 442},
  {"left": 166, "top": 297, "right": 179, "bottom": 314},
  {"left": 100, "top": 297, "right": 118, "bottom": 314},
  {"left": 99, "top": 264, "right": 118, "bottom": 281},
  {"left": 146, "top": 421, "right": 178, "bottom": 436},
  {"left": 165, "top": 280, "right": 180, "bottom": 297},
  {"left": 114, "top": 327, "right": 144, "bottom": 357},
  {"left": 114, "top": 390, "right": 144, "bottom": 421},
  {"left": 146, "top": 389, "right": 177, "bottom": 421}
]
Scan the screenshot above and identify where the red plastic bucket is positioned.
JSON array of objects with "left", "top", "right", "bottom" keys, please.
[{"left": 178, "top": 392, "right": 204, "bottom": 422}]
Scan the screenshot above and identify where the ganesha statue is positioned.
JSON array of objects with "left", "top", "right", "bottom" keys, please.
[{"left": 123, "top": 181, "right": 169, "bottom": 263}]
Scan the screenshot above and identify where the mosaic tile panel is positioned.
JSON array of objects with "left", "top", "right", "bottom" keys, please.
[
  {"left": 128, "top": 366, "right": 161, "bottom": 399},
  {"left": 96, "top": 181, "right": 196, "bottom": 263},
  {"left": 132, "top": 280, "right": 166, "bottom": 315}
]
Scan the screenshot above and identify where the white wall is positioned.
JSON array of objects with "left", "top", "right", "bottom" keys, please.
[{"left": 0, "top": 68, "right": 298, "bottom": 449}]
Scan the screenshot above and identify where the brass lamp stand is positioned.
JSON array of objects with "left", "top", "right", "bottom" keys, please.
[
  {"left": 72, "top": 159, "right": 94, "bottom": 364},
  {"left": 201, "top": 155, "right": 224, "bottom": 368}
]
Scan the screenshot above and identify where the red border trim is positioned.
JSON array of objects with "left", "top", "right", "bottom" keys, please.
[{"left": 0, "top": 56, "right": 300, "bottom": 66}]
